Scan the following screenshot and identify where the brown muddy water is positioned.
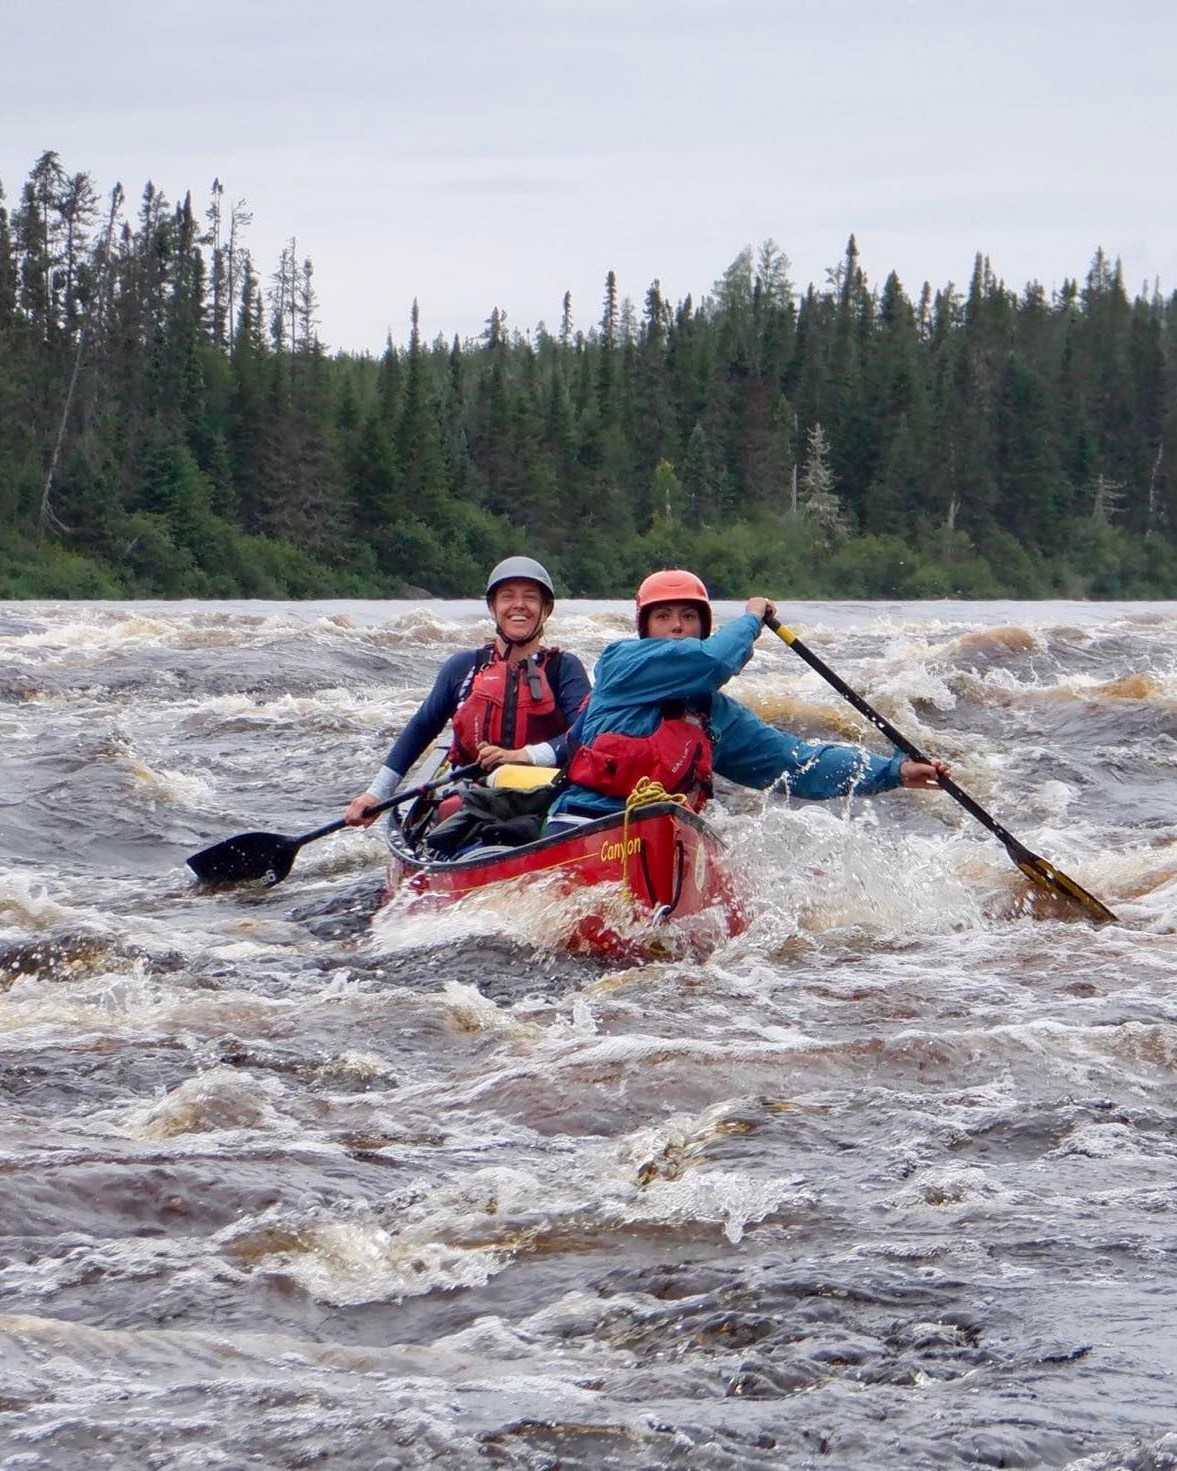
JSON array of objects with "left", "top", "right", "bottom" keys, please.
[{"left": 2, "top": 597, "right": 1177, "bottom": 1470}]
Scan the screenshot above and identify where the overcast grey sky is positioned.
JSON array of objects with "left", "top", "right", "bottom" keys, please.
[{"left": 5, "top": 0, "right": 1174, "bottom": 355}]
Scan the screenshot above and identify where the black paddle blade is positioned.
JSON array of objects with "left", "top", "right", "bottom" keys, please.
[
  {"left": 1015, "top": 853, "right": 1117, "bottom": 923},
  {"left": 186, "top": 831, "right": 300, "bottom": 886},
  {"left": 185, "top": 764, "right": 482, "bottom": 890}
]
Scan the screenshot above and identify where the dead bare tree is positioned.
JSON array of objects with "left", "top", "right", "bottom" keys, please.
[{"left": 37, "top": 182, "right": 123, "bottom": 542}]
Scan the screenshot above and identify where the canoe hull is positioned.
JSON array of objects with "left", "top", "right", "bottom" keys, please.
[{"left": 384, "top": 801, "right": 742, "bottom": 951}]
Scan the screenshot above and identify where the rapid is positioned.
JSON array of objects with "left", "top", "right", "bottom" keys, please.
[{"left": 1, "top": 597, "right": 1176, "bottom": 1470}]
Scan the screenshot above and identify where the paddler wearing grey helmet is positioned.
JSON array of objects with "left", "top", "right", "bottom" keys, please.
[{"left": 344, "top": 557, "right": 590, "bottom": 826}]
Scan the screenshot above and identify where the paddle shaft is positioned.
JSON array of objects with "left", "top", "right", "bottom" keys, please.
[
  {"left": 321, "top": 761, "right": 483, "bottom": 840},
  {"left": 766, "top": 616, "right": 1027, "bottom": 858},
  {"left": 187, "top": 761, "right": 484, "bottom": 886},
  {"left": 765, "top": 616, "right": 1116, "bottom": 922}
]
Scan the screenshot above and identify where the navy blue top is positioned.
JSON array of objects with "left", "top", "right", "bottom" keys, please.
[{"left": 378, "top": 646, "right": 591, "bottom": 788}]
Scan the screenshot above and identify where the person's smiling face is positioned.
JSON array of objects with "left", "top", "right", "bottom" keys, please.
[{"left": 492, "top": 579, "right": 546, "bottom": 642}]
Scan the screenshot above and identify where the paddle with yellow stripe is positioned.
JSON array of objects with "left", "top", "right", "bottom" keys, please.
[{"left": 765, "top": 616, "right": 1116, "bottom": 923}]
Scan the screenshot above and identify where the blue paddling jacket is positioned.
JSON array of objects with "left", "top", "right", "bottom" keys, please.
[{"left": 550, "top": 613, "right": 904, "bottom": 818}]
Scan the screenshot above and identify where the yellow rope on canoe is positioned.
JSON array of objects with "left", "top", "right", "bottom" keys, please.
[
  {"left": 625, "top": 776, "right": 689, "bottom": 812},
  {"left": 621, "top": 778, "right": 689, "bottom": 900}
]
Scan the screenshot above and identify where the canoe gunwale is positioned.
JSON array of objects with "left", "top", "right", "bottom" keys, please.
[{"left": 384, "top": 799, "right": 725, "bottom": 878}]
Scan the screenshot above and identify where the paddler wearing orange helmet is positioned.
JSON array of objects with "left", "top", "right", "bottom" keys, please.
[{"left": 549, "top": 569, "right": 948, "bottom": 824}]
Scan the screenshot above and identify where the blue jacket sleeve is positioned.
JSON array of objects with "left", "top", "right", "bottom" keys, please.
[
  {"left": 589, "top": 615, "right": 762, "bottom": 711},
  {"left": 709, "top": 694, "right": 904, "bottom": 798},
  {"left": 382, "top": 650, "right": 477, "bottom": 776}
]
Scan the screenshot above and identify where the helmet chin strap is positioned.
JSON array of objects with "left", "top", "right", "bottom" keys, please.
[{"left": 493, "top": 611, "right": 548, "bottom": 651}]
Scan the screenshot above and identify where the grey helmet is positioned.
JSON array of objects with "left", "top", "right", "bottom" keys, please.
[
  {"left": 485, "top": 556, "right": 555, "bottom": 606},
  {"left": 485, "top": 556, "right": 555, "bottom": 648}
]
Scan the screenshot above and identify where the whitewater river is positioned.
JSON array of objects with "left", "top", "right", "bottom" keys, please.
[{"left": 2, "top": 597, "right": 1176, "bottom": 1470}]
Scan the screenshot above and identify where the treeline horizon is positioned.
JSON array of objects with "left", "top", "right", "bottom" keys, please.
[{"left": 2, "top": 149, "right": 1176, "bottom": 601}]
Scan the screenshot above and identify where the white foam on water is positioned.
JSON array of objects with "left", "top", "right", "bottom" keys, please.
[
  {"left": 241, "top": 1214, "right": 511, "bottom": 1306},
  {"left": 437, "top": 980, "right": 553, "bottom": 1041},
  {"left": 121, "top": 752, "right": 218, "bottom": 808},
  {"left": 370, "top": 866, "right": 664, "bottom": 957},
  {"left": 0, "top": 963, "right": 297, "bottom": 1046},
  {"left": 1048, "top": 1121, "right": 1147, "bottom": 1160},
  {"left": 607, "top": 1169, "right": 807, "bottom": 1245},
  {"left": 728, "top": 802, "right": 988, "bottom": 942},
  {"left": 0, "top": 872, "right": 77, "bottom": 930},
  {"left": 120, "top": 1066, "right": 289, "bottom": 1140},
  {"left": 881, "top": 1163, "right": 1011, "bottom": 1216}
]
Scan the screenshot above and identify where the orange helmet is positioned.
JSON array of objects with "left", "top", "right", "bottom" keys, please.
[{"left": 635, "top": 569, "right": 712, "bottom": 638}]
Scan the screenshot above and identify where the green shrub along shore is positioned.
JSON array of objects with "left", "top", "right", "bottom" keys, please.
[{"left": 3, "top": 153, "right": 1176, "bottom": 601}]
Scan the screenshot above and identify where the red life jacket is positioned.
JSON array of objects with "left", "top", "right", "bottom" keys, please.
[
  {"left": 449, "top": 646, "right": 567, "bottom": 765},
  {"left": 566, "top": 707, "right": 714, "bottom": 812}
]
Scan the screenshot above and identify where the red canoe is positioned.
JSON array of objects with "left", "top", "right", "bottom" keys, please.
[{"left": 383, "top": 800, "right": 743, "bottom": 953}]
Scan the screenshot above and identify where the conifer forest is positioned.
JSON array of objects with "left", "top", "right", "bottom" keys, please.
[{"left": 2, "top": 151, "right": 1176, "bottom": 599}]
